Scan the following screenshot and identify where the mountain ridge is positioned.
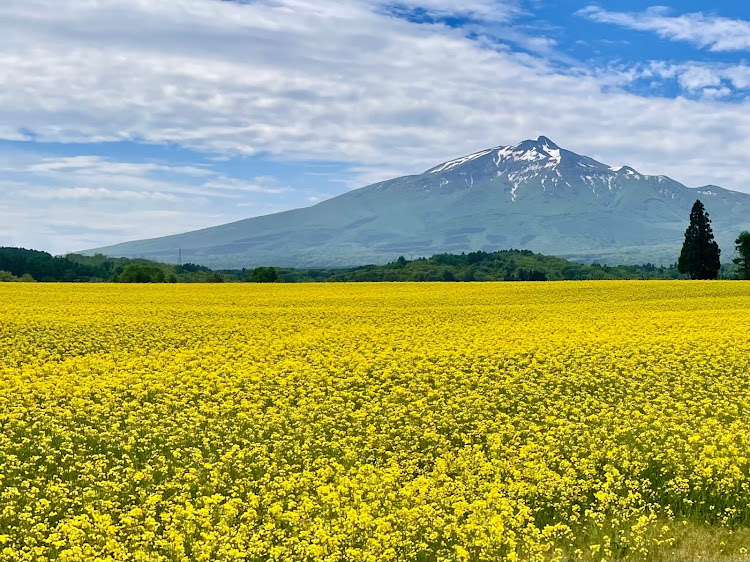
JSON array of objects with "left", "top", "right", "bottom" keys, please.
[{"left": 86, "top": 137, "right": 750, "bottom": 268}]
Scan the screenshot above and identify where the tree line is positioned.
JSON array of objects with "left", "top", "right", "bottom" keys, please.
[
  {"left": 317, "top": 250, "right": 688, "bottom": 282},
  {"left": 0, "top": 249, "right": 225, "bottom": 283},
  {"left": 0, "top": 247, "right": 687, "bottom": 284}
]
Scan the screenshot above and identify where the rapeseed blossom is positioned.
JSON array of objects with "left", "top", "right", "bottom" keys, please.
[{"left": 1, "top": 282, "right": 749, "bottom": 560}]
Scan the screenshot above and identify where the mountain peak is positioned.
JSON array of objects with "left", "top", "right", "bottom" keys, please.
[
  {"left": 426, "top": 136, "right": 564, "bottom": 175},
  {"left": 535, "top": 135, "right": 558, "bottom": 149},
  {"left": 513, "top": 136, "right": 559, "bottom": 151}
]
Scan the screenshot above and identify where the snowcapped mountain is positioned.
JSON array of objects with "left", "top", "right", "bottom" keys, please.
[
  {"left": 87, "top": 137, "right": 750, "bottom": 268},
  {"left": 425, "top": 136, "right": 675, "bottom": 202}
]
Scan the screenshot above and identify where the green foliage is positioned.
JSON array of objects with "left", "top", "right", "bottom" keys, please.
[
  {"left": 176, "top": 263, "right": 211, "bottom": 274},
  {"left": 116, "top": 265, "right": 166, "bottom": 283},
  {"left": 0, "top": 270, "right": 35, "bottom": 282},
  {"left": 247, "top": 267, "right": 279, "bottom": 283},
  {"left": 0, "top": 270, "right": 19, "bottom": 282},
  {"left": 733, "top": 231, "right": 750, "bottom": 280},
  {"left": 0, "top": 248, "right": 233, "bottom": 283},
  {"left": 323, "top": 249, "right": 685, "bottom": 282},
  {"left": 678, "top": 200, "right": 722, "bottom": 280},
  {"left": 0, "top": 247, "right": 102, "bottom": 281}
]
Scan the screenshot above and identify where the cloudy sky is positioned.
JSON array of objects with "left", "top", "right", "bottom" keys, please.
[{"left": 4, "top": 0, "right": 750, "bottom": 254}]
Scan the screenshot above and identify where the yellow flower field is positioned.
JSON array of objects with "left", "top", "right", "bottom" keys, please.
[{"left": 1, "top": 282, "right": 750, "bottom": 561}]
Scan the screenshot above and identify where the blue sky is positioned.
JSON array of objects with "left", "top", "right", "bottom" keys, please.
[{"left": 4, "top": 0, "right": 750, "bottom": 254}]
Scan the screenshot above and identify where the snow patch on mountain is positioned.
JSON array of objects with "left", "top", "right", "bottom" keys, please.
[{"left": 427, "top": 147, "right": 497, "bottom": 174}]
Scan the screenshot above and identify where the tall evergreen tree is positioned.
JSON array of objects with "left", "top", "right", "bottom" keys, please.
[
  {"left": 678, "top": 200, "right": 721, "bottom": 280},
  {"left": 734, "top": 231, "right": 750, "bottom": 280}
]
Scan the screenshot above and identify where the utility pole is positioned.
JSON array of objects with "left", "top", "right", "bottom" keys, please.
[{"left": 178, "top": 248, "right": 182, "bottom": 266}]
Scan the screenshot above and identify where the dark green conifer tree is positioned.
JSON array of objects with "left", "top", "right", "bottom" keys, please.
[
  {"left": 678, "top": 200, "right": 721, "bottom": 280},
  {"left": 734, "top": 231, "right": 750, "bottom": 280}
]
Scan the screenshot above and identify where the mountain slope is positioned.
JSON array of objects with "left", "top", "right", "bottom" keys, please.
[{"left": 87, "top": 137, "right": 750, "bottom": 267}]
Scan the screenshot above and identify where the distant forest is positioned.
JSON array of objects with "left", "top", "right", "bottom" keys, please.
[
  {"left": 1, "top": 246, "right": 742, "bottom": 283},
  {"left": 0, "top": 248, "right": 223, "bottom": 283},
  {"left": 315, "top": 251, "right": 689, "bottom": 282}
]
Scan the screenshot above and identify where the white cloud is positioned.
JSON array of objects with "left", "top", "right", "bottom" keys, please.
[
  {"left": 675, "top": 66, "right": 722, "bottom": 91},
  {"left": 203, "top": 176, "right": 291, "bottom": 194},
  {"left": 3, "top": 155, "right": 290, "bottom": 198},
  {"left": 30, "top": 187, "right": 177, "bottom": 201},
  {"left": 27, "top": 157, "right": 212, "bottom": 177},
  {"left": 702, "top": 87, "right": 733, "bottom": 100},
  {"left": 633, "top": 61, "right": 750, "bottom": 98},
  {"left": 578, "top": 6, "right": 750, "bottom": 52},
  {"left": 8, "top": 161, "right": 188, "bottom": 197},
  {"left": 724, "top": 66, "right": 750, "bottom": 89}
]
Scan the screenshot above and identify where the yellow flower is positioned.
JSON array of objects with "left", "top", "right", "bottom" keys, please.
[{"left": 1, "top": 281, "right": 750, "bottom": 560}]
